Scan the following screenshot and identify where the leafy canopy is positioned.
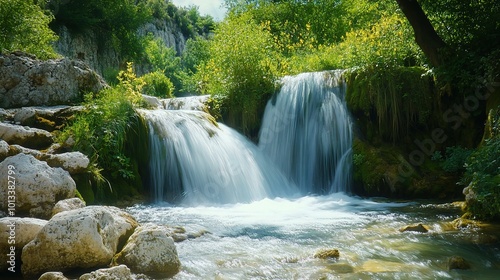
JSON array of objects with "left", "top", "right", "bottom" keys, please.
[{"left": 0, "top": 0, "right": 58, "bottom": 59}]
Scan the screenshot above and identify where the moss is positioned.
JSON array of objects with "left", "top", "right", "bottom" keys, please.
[
  {"left": 352, "top": 138, "right": 460, "bottom": 198},
  {"left": 345, "top": 66, "right": 436, "bottom": 143}
]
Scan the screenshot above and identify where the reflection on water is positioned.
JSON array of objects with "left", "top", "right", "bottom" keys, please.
[{"left": 127, "top": 194, "right": 500, "bottom": 279}]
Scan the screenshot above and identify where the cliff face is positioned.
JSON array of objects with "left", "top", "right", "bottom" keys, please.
[{"left": 55, "top": 18, "right": 188, "bottom": 75}]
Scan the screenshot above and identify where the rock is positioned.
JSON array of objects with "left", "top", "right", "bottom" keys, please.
[
  {"left": 360, "top": 259, "right": 410, "bottom": 273},
  {"left": 0, "top": 122, "right": 53, "bottom": 149},
  {"left": 41, "top": 152, "right": 90, "bottom": 174},
  {"left": 79, "top": 265, "right": 133, "bottom": 280},
  {"left": 112, "top": 223, "right": 181, "bottom": 278},
  {"left": 399, "top": 223, "right": 430, "bottom": 233},
  {"left": 314, "top": 249, "right": 340, "bottom": 259},
  {"left": 0, "top": 53, "right": 107, "bottom": 109},
  {"left": 0, "top": 154, "right": 76, "bottom": 219},
  {"left": 0, "top": 217, "right": 47, "bottom": 271},
  {"left": 451, "top": 217, "right": 488, "bottom": 229},
  {"left": 38, "top": 271, "right": 69, "bottom": 280},
  {"left": 142, "top": 94, "right": 162, "bottom": 109},
  {"left": 51, "top": 198, "right": 86, "bottom": 217},
  {"left": 448, "top": 255, "right": 471, "bottom": 270},
  {"left": 21, "top": 206, "right": 138, "bottom": 278},
  {"left": 162, "top": 95, "right": 210, "bottom": 111},
  {"left": 0, "top": 140, "right": 9, "bottom": 160}
]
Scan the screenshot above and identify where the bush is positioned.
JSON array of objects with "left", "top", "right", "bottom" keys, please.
[
  {"left": 0, "top": 0, "right": 58, "bottom": 59},
  {"left": 462, "top": 107, "right": 500, "bottom": 220},
  {"left": 440, "top": 146, "right": 472, "bottom": 173},
  {"left": 139, "top": 70, "right": 174, "bottom": 98},
  {"left": 197, "top": 12, "right": 282, "bottom": 134},
  {"left": 59, "top": 63, "right": 145, "bottom": 200}
]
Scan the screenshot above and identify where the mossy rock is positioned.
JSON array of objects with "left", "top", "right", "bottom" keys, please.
[
  {"left": 352, "top": 138, "right": 461, "bottom": 199},
  {"left": 314, "top": 249, "right": 340, "bottom": 259}
]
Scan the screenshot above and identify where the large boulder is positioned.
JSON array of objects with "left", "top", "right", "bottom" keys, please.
[
  {"left": 0, "top": 154, "right": 76, "bottom": 219},
  {"left": 0, "top": 122, "right": 53, "bottom": 149},
  {"left": 0, "top": 52, "right": 107, "bottom": 109},
  {"left": 0, "top": 217, "right": 47, "bottom": 272},
  {"left": 21, "top": 206, "right": 138, "bottom": 278},
  {"left": 112, "top": 223, "right": 181, "bottom": 278}
]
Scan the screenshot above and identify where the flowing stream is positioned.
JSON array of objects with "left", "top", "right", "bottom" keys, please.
[
  {"left": 127, "top": 196, "right": 500, "bottom": 279},
  {"left": 134, "top": 71, "right": 500, "bottom": 279}
]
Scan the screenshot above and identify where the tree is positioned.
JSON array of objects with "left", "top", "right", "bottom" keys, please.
[
  {"left": 0, "top": 0, "right": 58, "bottom": 59},
  {"left": 395, "top": 0, "right": 446, "bottom": 67}
]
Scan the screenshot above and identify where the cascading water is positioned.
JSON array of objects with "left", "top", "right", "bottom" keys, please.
[
  {"left": 259, "top": 70, "right": 353, "bottom": 194},
  {"left": 141, "top": 109, "right": 297, "bottom": 204}
]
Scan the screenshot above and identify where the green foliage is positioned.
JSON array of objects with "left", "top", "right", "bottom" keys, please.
[
  {"left": 462, "top": 107, "right": 500, "bottom": 220},
  {"left": 145, "top": 0, "right": 215, "bottom": 37},
  {"left": 59, "top": 63, "right": 145, "bottom": 200},
  {"left": 346, "top": 66, "right": 435, "bottom": 142},
  {"left": 198, "top": 13, "right": 282, "bottom": 134},
  {"left": 49, "top": 0, "right": 150, "bottom": 60},
  {"left": 139, "top": 70, "right": 174, "bottom": 98},
  {"left": 439, "top": 146, "right": 472, "bottom": 173},
  {"left": 0, "top": 0, "right": 58, "bottom": 59}
]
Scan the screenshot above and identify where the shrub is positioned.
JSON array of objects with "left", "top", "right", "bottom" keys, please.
[
  {"left": 59, "top": 63, "right": 145, "bottom": 200},
  {"left": 197, "top": 12, "right": 283, "bottom": 134},
  {"left": 139, "top": 70, "right": 174, "bottom": 98},
  {"left": 0, "top": 0, "right": 58, "bottom": 59},
  {"left": 462, "top": 107, "right": 500, "bottom": 220}
]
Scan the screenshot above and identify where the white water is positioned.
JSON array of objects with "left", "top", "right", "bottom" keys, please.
[
  {"left": 259, "top": 71, "right": 353, "bottom": 194},
  {"left": 134, "top": 72, "right": 500, "bottom": 279},
  {"left": 127, "top": 195, "right": 500, "bottom": 279},
  {"left": 141, "top": 109, "right": 298, "bottom": 204}
]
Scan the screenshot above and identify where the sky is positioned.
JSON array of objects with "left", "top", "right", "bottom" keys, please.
[{"left": 171, "top": 0, "right": 227, "bottom": 21}]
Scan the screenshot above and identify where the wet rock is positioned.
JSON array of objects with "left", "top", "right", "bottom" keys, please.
[
  {"left": 360, "top": 259, "right": 409, "bottom": 273},
  {"left": 21, "top": 206, "right": 138, "bottom": 278},
  {"left": 112, "top": 223, "right": 181, "bottom": 278},
  {"left": 79, "top": 265, "right": 133, "bottom": 280},
  {"left": 448, "top": 255, "right": 471, "bottom": 270},
  {"left": 0, "top": 217, "right": 47, "bottom": 271},
  {"left": 38, "top": 271, "right": 69, "bottom": 280},
  {"left": 51, "top": 198, "right": 86, "bottom": 217},
  {"left": 314, "top": 249, "right": 340, "bottom": 259},
  {"left": 0, "top": 154, "right": 76, "bottom": 219},
  {"left": 0, "top": 53, "right": 107, "bottom": 109},
  {"left": 399, "top": 223, "right": 430, "bottom": 233},
  {"left": 451, "top": 217, "right": 492, "bottom": 230},
  {"left": 0, "top": 122, "right": 53, "bottom": 149}
]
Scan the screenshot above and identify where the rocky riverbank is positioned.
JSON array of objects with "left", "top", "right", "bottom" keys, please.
[{"left": 0, "top": 52, "right": 185, "bottom": 279}]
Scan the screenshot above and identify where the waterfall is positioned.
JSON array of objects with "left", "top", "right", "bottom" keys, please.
[
  {"left": 141, "top": 109, "right": 297, "bottom": 204},
  {"left": 259, "top": 70, "right": 353, "bottom": 194}
]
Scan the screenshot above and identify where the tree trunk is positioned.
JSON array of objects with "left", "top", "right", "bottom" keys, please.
[{"left": 396, "top": 0, "right": 446, "bottom": 67}]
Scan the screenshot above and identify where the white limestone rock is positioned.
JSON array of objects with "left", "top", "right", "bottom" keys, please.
[
  {"left": 78, "top": 265, "right": 133, "bottom": 280},
  {"left": 21, "top": 206, "right": 138, "bottom": 278},
  {"left": 0, "top": 53, "right": 107, "bottom": 109},
  {"left": 0, "top": 154, "right": 76, "bottom": 219},
  {"left": 51, "top": 198, "right": 86, "bottom": 217},
  {"left": 0, "top": 217, "right": 47, "bottom": 271},
  {"left": 42, "top": 152, "right": 90, "bottom": 174},
  {"left": 0, "top": 122, "right": 53, "bottom": 149},
  {"left": 112, "top": 223, "right": 181, "bottom": 278}
]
